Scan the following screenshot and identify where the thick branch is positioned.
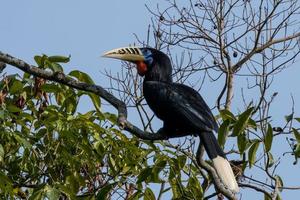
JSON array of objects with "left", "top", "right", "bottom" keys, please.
[
  {"left": 225, "top": 72, "right": 234, "bottom": 110},
  {"left": 0, "top": 51, "right": 166, "bottom": 141}
]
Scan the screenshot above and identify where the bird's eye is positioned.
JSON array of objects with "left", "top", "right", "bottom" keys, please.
[
  {"left": 142, "top": 49, "right": 151, "bottom": 57},
  {"left": 142, "top": 49, "right": 153, "bottom": 65}
]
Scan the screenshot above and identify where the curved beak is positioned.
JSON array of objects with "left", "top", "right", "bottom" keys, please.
[{"left": 102, "top": 47, "right": 145, "bottom": 62}]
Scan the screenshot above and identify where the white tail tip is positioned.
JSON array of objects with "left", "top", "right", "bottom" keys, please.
[{"left": 213, "top": 156, "right": 239, "bottom": 193}]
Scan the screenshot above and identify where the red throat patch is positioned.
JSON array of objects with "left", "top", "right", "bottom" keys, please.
[{"left": 136, "top": 61, "right": 148, "bottom": 76}]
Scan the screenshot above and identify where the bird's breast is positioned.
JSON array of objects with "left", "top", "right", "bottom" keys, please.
[{"left": 143, "top": 82, "right": 171, "bottom": 120}]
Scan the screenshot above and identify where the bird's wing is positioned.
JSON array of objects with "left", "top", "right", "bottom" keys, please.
[{"left": 143, "top": 81, "right": 218, "bottom": 132}]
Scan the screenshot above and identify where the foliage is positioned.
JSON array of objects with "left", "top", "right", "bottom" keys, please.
[{"left": 0, "top": 56, "right": 148, "bottom": 199}]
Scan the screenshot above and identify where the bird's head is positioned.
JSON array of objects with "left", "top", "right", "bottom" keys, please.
[{"left": 103, "top": 47, "right": 172, "bottom": 82}]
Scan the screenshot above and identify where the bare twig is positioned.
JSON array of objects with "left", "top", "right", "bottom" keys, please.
[{"left": 239, "top": 183, "right": 272, "bottom": 199}]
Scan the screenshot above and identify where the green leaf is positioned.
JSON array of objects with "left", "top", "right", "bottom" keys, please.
[
  {"left": 218, "top": 119, "right": 230, "bottom": 148},
  {"left": 94, "top": 141, "right": 105, "bottom": 159},
  {"left": 293, "top": 128, "right": 300, "bottom": 142},
  {"left": 233, "top": 107, "right": 254, "bottom": 136},
  {"left": 219, "top": 109, "right": 236, "bottom": 121},
  {"left": 41, "top": 84, "right": 60, "bottom": 93},
  {"left": 237, "top": 134, "right": 248, "bottom": 154},
  {"left": 29, "top": 188, "right": 44, "bottom": 200},
  {"left": 69, "top": 70, "right": 94, "bottom": 84},
  {"left": 187, "top": 176, "right": 203, "bottom": 199},
  {"left": 62, "top": 95, "right": 78, "bottom": 114},
  {"left": 29, "top": 187, "right": 45, "bottom": 200},
  {"left": 19, "top": 112, "right": 34, "bottom": 121},
  {"left": 144, "top": 188, "right": 156, "bottom": 200},
  {"left": 104, "top": 112, "right": 118, "bottom": 124},
  {"left": 294, "top": 144, "right": 300, "bottom": 158},
  {"left": 137, "top": 167, "right": 153, "bottom": 184},
  {"left": 151, "top": 158, "right": 167, "bottom": 183},
  {"left": 267, "top": 152, "right": 275, "bottom": 168},
  {"left": 285, "top": 113, "right": 294, "bottom": 123},
  {"left": 155, "top": 159, "right": 167, "bottom": 171},
  {"left": 177, "top": 155, "right": 186, "bottom": 170},
  {"left": 14, "top": 134, "right": 31, "bottom": 149},
  {"left": 0, "top": 110, "right": 5, "bottom": 120},
  {"left": 265, "top": 124, "right": 273, "bottom": 152},
  {"left": 49, "top": 62, "right": 63, "bottom": 72},
  {"left": 23, "top": 72, "right": 31, "bottom": 80},
  {"left": 248, "top": 118, "right": 257, "bottom": 130},
  {"left": 34, "top": 55, "right": 46, "bottom": 67},
  {"left": 45, "top": 186, "right": 60, "bottom": 200},
  {"left": 96, "top": 183, "right": 116, "bottom": 200},
  {"left": 6, "top": 104, "right": 22, "bottom": 113},
  {"left": 34, "top": 55, "right": 42, "bottom": 66},
  {"left": 248, "top": 140, "right": 260, "bottom": 168},
  {"left": 48, "top": 55, "right": 70, "bottom": 63},
  {"left": 295, "top": 118, "right": 300, "bottom": 123},
  {"left": 10, "top": 80, "right": 23, "bottom": 94},
  {"left": 88, "top": 93, "right": 101, "bottom": 112},
  {"left": 0, "top": 171, "right": 13, "bottom": 192},
  {"left": 63, "top": 173, "right": 83, "bottom": 195},
  {"left": 169, "top": 177, "right": 183, "bottom": 199},
  {"left": 55, "top": 92, "right": 65, "bottom": 105},
  {"left": 56, "top": 184, "right": 76, "bottom": 200}
]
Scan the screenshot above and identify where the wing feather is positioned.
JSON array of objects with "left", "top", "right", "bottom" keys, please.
[{"left": 143, "top": 81, "right": 218, "bottom": 132}]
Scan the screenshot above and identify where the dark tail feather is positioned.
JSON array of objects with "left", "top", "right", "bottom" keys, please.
[
  {"left": 200, "top": 131, "right": 225, "bottom": 159},
  {"left": 199, "top": 132, "right": 239, "bottom": 193}
]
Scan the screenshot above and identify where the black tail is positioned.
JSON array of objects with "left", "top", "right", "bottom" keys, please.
[
  {"left": 199, "top": 131, "right": 239, "bottom": 193},
  {"left": 199, "top": 131, "right": 225, "bottom": 159}
]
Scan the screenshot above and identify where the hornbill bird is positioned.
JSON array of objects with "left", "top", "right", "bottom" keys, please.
[{"left": 103, "top": 47, "right": 239, "bottom": 193}]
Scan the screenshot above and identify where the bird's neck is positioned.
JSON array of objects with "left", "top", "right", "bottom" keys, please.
[
  {"left": 144, "top": 73, "right": 172, "bottom": 83},
  {"left": 144, "top": 63, "right": 173, "bottom": 83}
]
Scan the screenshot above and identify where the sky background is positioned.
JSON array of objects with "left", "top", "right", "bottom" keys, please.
[{"left": 1, "top": 0, "right": 300, "bottom": 199}]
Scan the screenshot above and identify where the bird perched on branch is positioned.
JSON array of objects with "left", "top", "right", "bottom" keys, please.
[{"left": 103, "top": 47, "right": 239, "bottom": 193}]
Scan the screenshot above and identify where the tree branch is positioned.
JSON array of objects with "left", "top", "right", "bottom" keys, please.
[
  {"left": 196, "top": 142, "right": 238, "bottom": 200},
  {"left": 239, "top": 183, "right": 272, "bottom": 199},
  {"left": 0, "top": 51, "right": 167, "bottom": 141},
  {"left": 232, "top": 32, "right": 300, "bottom": 72}
]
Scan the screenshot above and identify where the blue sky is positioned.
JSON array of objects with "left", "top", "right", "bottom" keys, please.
[{"left": 1, "top": 1, "right": 300, "bottom": 199}]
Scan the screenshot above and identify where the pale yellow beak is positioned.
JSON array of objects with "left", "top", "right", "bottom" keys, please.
[{"left": 102, "top": 47, "right": 145, "bottom": 62}]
